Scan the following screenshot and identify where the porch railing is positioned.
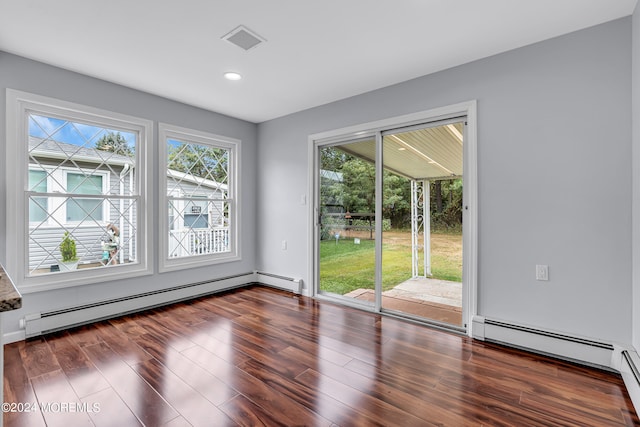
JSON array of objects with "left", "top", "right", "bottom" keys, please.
[{"left": 169, "top": 227, "right": 229, "bottom": 257}]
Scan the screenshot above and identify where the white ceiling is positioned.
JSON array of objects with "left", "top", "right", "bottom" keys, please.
[{"left": 0, "top": 1, "right": 637, "bottom": 123}]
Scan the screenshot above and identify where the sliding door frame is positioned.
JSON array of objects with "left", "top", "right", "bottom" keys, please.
[{"left": 308, "top": 100, "right": 477, "bottom": 336}]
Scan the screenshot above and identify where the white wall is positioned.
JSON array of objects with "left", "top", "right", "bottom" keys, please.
[
  {"left": 633, "top": 4, "right": 640, "bottom": 351},
  {"left": 257, "top": 18, "right": 633, "bottom": 345},
  {"left": 0, "top": 52, "right": 258, "bottom": 337}
]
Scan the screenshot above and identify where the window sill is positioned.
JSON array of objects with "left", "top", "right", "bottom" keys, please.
[
  {"left": 159, "top": 252, "right": 241, "bottom": 274},
  {"left": 18, "top": 263, "right": 153, "bottom": 294}
]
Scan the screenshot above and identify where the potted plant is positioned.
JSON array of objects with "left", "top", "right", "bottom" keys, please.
[{"left": 59, "top": 231, "right": 79, "bottom": 271}]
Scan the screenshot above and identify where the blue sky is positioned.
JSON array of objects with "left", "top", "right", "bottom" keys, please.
[
  {"left": 29, "top": 114, "right": 136, "bottom": 148},
  {"left": 167, "top": 138, "right": 184, "bottom": 149}
]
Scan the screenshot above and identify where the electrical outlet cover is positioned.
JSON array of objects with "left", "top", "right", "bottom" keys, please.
[{"left": 536, "top": 264, "right": 549, "bottom": 281}]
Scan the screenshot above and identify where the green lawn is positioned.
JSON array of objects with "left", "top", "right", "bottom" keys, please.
[{"left": 319, "top": 232, "right": 462, "bottom": 295}]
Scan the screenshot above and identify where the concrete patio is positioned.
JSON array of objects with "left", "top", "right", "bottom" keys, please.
[{"left": 345, "top": 277, "right": 463, "bottom": 325}]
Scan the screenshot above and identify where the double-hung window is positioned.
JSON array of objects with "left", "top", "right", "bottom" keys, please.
[
  {"left": 65, "top": 171, "right": 106, "bottom": 223},
  {"left": 28, "top": 167, "right": 109, "bottom": 226},
  {"left": 28, "top": 169, "right": 48, "bottom": 224},
  {"left": 159, "top": 123, "right": 240, "bottom": 271},
  {"left": 6, "top": 90, "right": 152, "bottom": 291}
]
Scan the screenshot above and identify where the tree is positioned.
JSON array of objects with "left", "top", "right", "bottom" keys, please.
[
  {"left": 95, "top": 132, "right": 134, "bottom": 157},
  {"left": 168, "top": 143, "right": 228, "bottom": 183},
  {"left": 383, "top": 172, "right": 411, "bottom": 228},
  {"left": 320, "top": 147, "right": 414, "bottom": 229},
  {"left": 341, "top": 157, "right": 376, "bottom": 213},
  {"left": 433, "top": 181, "right": 443, "bottom": 213},
  {"left": 320, "top": 146, "right": 349, "bottom": 171},
  {"left": 431, "top": 178, "right": 463, "bottom": 231},
  {"left": 318, "top": 146, "right": 467, "bottom": 232}
]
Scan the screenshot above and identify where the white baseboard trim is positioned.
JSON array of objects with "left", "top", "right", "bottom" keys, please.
[
  {"left": 22, "top": 272, "right": 256, "bottom": 339},
  {"left": 474, "top": 316, "right": 640, "bottom": 414},
  {"left": 617, "top": 346, "right": 640, "bottom": 415},
  {"left": 472, "top": 316, "right": 614, "bottom": 370},
  {"left": 7, "top": 271, "right": 303, "bottom": 342},
  {"left": 4, "top": 330, "right": 26, "bottom": 345},
  {"left": 7, "top": 285, "right": 638, "bottom": 416}
]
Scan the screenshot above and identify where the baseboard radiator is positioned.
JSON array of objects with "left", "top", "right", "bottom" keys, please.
[
  {"left": 255, "top": 271, "right": 303, "bottom": 294},
  {"left": 472, "top": 316, "right": 615, "bottom": 370},
  {"left": 23, "top": 271, "right": 301, "bottom": 338},
  {"left": 620, "top": 349, "right": 640, "bottom": 415},
  {"left": 474, "top": 316, "right": 640, "bottom": 413}
]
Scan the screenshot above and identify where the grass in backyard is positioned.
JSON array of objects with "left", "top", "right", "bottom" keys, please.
[
  {"left": 319, "top": 231, "right": 462, "bottom": 295},
  {"left": 319, "top": 238, "right": 376, "bottom": 295}
]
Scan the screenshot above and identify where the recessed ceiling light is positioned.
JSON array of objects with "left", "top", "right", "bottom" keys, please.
[{"left": 224, "top": 72, "right": 242, "bottom": 81}]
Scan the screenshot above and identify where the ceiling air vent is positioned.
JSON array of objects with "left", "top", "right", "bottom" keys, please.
[{"left": 221, "top": 25, "right": 266, "bottom": 51}]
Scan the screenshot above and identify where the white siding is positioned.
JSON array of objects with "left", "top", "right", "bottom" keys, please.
[{"left": 27, "top": 159, "right": 137, "bottom": 271}]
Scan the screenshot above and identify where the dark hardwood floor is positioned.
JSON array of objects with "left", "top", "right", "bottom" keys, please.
[{"left": 3, "top": 285, "right": 639, "bottom": 426}]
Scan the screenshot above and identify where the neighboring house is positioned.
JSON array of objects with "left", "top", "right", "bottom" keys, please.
[
  {"left": 166, "top": 168, "right": 229, "bottom": 258},
  {"left": 28, "top": 137, "right": 227, "bottom": 273},
  {"left": 28, "top": 137, "right": 135, "bottom": 272}
]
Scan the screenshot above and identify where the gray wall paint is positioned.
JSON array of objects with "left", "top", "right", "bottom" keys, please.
[
  {"left": 0, "top": 52, "right": 258, "bottom": 336},
  {"left": 257, "top": 18, "right": 632, "bottom": 344},
  {"left": 0, "top": 18, "right": 634, "bottom": 347},
  {"left": 633, "top": 4, "right": 640, "bottom": 351}
]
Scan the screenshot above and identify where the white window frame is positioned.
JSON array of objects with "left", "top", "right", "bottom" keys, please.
[
  {"left": 28, "top": 167, "right": 110, "bottom": 227},
  {"left": 158, "top": 123, "right": 240, "bottom": 272},
  {"left": 28, "top": 167, "right": 50, "bottom": 226},
  {"left": 6, "top": 89, "right": 153, "bottom": 293},
  {"left": 62, "top": 169, "right": 110, "bottom": 224}
]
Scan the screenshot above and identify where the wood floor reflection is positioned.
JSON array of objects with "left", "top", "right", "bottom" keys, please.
[{"left": 4, "top": 285, "right": 639, "bottom": 426}]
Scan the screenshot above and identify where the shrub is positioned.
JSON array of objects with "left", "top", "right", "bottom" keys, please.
[{"left": 60, "top": 232, "right": 78, "bottom": 262}]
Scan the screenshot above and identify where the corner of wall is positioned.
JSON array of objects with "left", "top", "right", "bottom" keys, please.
[
  {"left": 632, "top": 1, "right": 640, "bottom": 351},
  {"left": 617, "top": 343, "right": 640, "bottom": 416}
]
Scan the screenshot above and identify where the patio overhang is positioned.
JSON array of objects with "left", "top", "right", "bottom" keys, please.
[
  {"left": 340, "top": 121, "right": 464, "bottom": 181},
  {"left": 339, "top": 120, "right": 465, "bottom": 279}
]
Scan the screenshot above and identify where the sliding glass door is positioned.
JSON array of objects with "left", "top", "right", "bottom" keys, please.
[
  {"left": 313, "top": 106, "right": 474, "bottom": 333},
  {"left": 381, "top": 121, "right": 464, "bottom": 327},
  {"left": 317, "top": 137, "right": 378, "bottom": 306}
]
